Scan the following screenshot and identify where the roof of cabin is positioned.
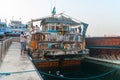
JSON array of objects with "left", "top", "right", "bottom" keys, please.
[
  {"left": 30, "top": 14, "right": 81, "bottom": 26},
  {"left": 40, "top": 16, "right": 80, "bottom": 26}
]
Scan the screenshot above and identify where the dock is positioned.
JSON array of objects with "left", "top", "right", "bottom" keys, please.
[{"left": 0, "top": 42, "right": 43, "bottom": 80}]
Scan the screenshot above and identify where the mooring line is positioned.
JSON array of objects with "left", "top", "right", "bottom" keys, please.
[{"left": 39, "top": 68, "right": 116, "bottom": 80}]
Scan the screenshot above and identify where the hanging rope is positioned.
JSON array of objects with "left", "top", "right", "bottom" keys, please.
[
  {"left": 39, "top": 68, "right": 116, "bottom": 80},
  {"left": 0, "top": 68, "right": 116, "bottom": 80}
]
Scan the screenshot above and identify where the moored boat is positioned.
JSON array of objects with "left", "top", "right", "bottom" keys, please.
[
  {"left": 8, "top": 20, "right": 28, "bottom": 37},
  {"left": 86, "top": 37, "right": 120, "bottom": 60},
  {"left": 27, "top": 13, "right": 89, "bottom": 69},
  {"left": 0, "top": 22, "right": 12, "bottom": 39}
]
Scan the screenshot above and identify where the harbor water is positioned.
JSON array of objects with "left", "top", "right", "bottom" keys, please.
[{"left": 38, "top": 59, "right": 120, "bottom": 80}]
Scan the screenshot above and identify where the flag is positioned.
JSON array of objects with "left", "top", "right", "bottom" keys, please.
[{"left": 52, "top": 6, "right": 56, "bottom": 15}]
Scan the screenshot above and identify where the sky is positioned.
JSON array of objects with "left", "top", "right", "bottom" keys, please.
[{"left": 0, "top": 0, "right": 120, "bottom": 36}]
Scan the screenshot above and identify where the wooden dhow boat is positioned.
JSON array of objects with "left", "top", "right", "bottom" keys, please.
[{"left": 27, "top": 13, "right": 89, "bottom": 69}]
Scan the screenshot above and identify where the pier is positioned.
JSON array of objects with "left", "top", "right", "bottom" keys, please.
[{"left": 0, "top": 40, "right": 43, "bottom": 80}]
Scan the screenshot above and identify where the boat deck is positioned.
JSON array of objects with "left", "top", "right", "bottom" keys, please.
[{"left": 0, "top": 42, "right": 43, "bottom": 80}]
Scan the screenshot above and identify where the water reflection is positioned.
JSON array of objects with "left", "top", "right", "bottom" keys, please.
[{"left": 38, "top": 59, "right": 120, "bottom": 80}]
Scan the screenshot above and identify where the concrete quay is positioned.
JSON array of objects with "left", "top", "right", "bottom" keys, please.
[{"left": 0, "top": 42, "right": 43, "bottom": 80}]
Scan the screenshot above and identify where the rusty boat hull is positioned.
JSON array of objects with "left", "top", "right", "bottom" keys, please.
[
  {"left": 32, "top": 58, "right": 82, "bottom": 69},
  {"left": 86, "top": 37, "right": 120, "bottom": 60}
]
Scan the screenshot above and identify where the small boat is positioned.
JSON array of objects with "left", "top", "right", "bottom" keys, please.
[
  {"left": 8, "top": 20, "right": 28, "bottom": 37},
  {"left": 27, "top": 13, "right": 89, "bottom": 69},
  {"left": 0, "top": 22, "right": 12, "bottom": 39}
]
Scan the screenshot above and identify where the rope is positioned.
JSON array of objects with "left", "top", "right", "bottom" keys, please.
[
  {"left": 0, "top": 68, "right": 116, "bottom": 79},
  {"left": 39, "top": 68, "right": 116, "bottom": 80},
  {"left": 0, "top": 70, "right": 36, "bottom": 76}
]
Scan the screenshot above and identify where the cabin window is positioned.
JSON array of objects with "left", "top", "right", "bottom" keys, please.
[
  {"left": 63, "top": 26, "right": 67, "bottom": 30},
  {"left": 56, "top": 26, "right": 59, "bottom": 30},
  {"left": 0, "top": 24, "right": 4, "bottom": 28},
  {"left": 49, "top": 26, "right": 55, "bottom": 30},
  {"left": 11, "top": 26, "right": 13, "bottom": 28},
  {"left": 15, "top": 26, "right": 17, "bottom": 28},
  {"left": 51, "top": 26, "right": 54, "bottom": 30},
  {"left": 43, "top": 26, "right": 47, "bottom": 31},
  {"left": 69, "top": 35, "right": 74, "bottom": 41}
]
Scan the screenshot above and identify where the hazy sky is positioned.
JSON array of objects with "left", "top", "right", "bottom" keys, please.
[{"left": 0, "top": 0, "right": 120, "bottom": 36}]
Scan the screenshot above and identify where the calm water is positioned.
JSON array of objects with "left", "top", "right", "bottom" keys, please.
[{"left": 38, "top": 59, "right": 120, "bottom": 80}]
